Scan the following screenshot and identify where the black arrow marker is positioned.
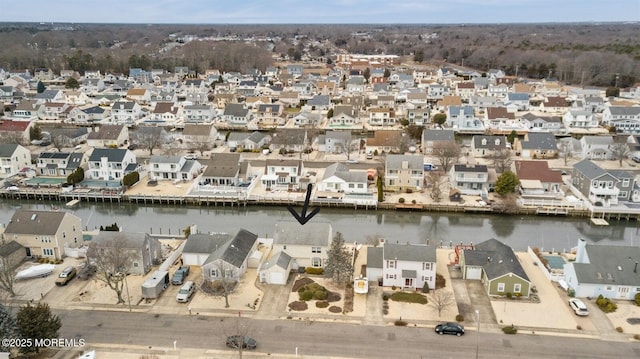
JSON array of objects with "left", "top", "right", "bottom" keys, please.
[{"left": 287, "top": 183, "right": 320, "bottom": 225}]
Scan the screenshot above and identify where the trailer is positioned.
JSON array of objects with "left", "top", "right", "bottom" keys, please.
[{"left": 141, "top": 270, "right": 169, "bottom": 299}]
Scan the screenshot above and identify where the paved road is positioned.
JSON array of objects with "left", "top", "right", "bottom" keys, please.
[{"left": 54, "top": 309, "right": 640, "bottom": 359}]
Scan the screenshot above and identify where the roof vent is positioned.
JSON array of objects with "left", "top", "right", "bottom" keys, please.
[
  {"left": 617, "top": 266, "right": 623, "bottom": 271},
  {"left": 607, "top": 273, "right": 613, "bottom": 281},
  {"left": 30, "top": 214, "right": 37, "bottom": 221},
  {"left": 597, "top": 272, "right": 602, "bottom": 279}
]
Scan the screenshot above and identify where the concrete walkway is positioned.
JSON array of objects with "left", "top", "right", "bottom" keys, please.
[
  {"left": 362, "top": 285, "right": 385, "bottom": 325},
  {"left": 253, "top": 277, "right": 293, "bottom": 320}
]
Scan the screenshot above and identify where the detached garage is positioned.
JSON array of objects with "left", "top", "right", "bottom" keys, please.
[
  {"left": 182, "top": 233, "right": 231, "bottom": 266},
  {"left": 259, "top": 251, "right": 293, "bottom": 285}
]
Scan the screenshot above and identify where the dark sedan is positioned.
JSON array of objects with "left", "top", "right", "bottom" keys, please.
[
  {"left": 226, "top": 335, "right": 257, "bottom": 350},
  {"left": 435, "top": 322, "right": 465, "bottom": 336}
]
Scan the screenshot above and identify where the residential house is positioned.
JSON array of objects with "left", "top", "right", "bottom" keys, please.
[
  {"left": 488, "top": 83, "right": 509, "bottom": 98},
  {"left": 427, "top": 84, "right": 450, "bottom": 100},
  {"left": 0, "top": 85, "right": 15, "bottom": 102},
  {"left": 201, "top": 229, "right": 259, "bottom": 283},
  {"left": 81, "top": 78, "right": 105, "bottom": 94},
  {"left": 87, "top": 124, "right": 129, "bottom": 148},
  {"left": 384, "top": 154, "right": 424, "bottom": 191},
  {"left": 505, "top": 93, "right": 530, "bottom": 111},
  {"left": 455, "top": 82, "right": 476, "bottom": 99},
  {"left": 285, "top": 65, "right": 304, "bottom": 77},
  {"left": 43, "top": 126, "right": 90, "bottom": 148},
  {"left": 365, "top": 130, "right": 402, "bottom": 154},
  {"left": 602, "top": 106, "right": 640, "bottom": 134},
  {"left": 0, "top": 241, "right": 26, "bottom": 269},
  {"left": 460, "top": 238, "right": 531, "bottom": 298},
  {"left": 125, "top": 88, "right": 151, "bottom": 105},
  {"left": 36, "top": 152, "right": 83, "bottom": 177},
  {"left": 521, "top": 113, "right": 564, "bottom": 133},
  {"left": 470, "top": 135, "right": 508, "bottom": 158},
  {"left": 0, "top": 120, "right": 32, "bottom": 144},
  {"left": 278, "top": 91, "right": 301, "bottom": 107},
  {"left": 328, "top": 105, "right": 359, "bottom": 128},
  {"left": 485, "top": 107, "right": 519, "bottom": 131},
  {"left": 571, "top": 159, "right": 635, "bottom": 207},
  {"left": 198, "top": 153, "right": 242, "bottom": 187},
  {"left": 316, "top": 162, "right": 368, "bottom": 195},
  {"left": 272, "top": 222, "right": 333, "bottom": 269},
  {"left": 242, "top": 131, "right": 271, "bottom": 151},
  {"left": 261, "top": 159, "right": 303, "bottom": 190},
  {"left": 446, "top": 106, "right": 483, "bottom": 131},
  {"left": 366, "top": 243, "right": 436, "bottom": 290},
  {"left": 34, "top": 89, "right": 64, "bottom": 104},
  {"left": 38, "top": 102, "right": 70, "bottom": 121},
  {"left": 70, "top": 105, "right": 109, "bottom": 124},
  {"left": 2, "top": 210, "right": 82, "bottom": 260},
  {"left": 450, "top": 164, "right": 490, "bottom": 196},
  {"left": 563, "top": 110, "right": 598, "bottom": 130},
  {"left": 182, "top": 79, "right": 209, "bottom": 105},
  {"left": 405, "top": 108, "right": 430, "bottom": 126},
  {"left": 182, "top": 124, "right": 218, "bottom": 148},
  {"left": 0, "top": 144, "right": 30, "bottom": 179},
  {"left": 256, "top": 104, "right": 285, "bottom": 127},
  {"left": 580, "top": 136, "right": 614, "bottom": 160},
  {"left": 111, "top": 101, "right": 142, "bottom": 126},
  {"left": 540, "top": 96, "right": 569, "bottom": 113},
  {"left": 147, "top": 102, "right": 180, "bottom": 126},
  {"left": 421, "top": 129, "right": 455, "bottom": 155},
  {"left": 182, "top": 233, "right": 232, "bottom": 266},
  {"left": 87, "top": 148, "right": 137, "bottom": 181},
  {"left": 324, "top": 131, "right": 356, "bottom": 154},
  {"left": 368, "top": 108, "right": 396, "bottom": 126},
  {"left": 213, "top": 93, "right": 238, "bottom": 109},
  {"left": 304, "top": 95, "right": 331, "bottom": 111},
  {"left": 64, "top": 90, "right": 91, "bottom": 106},
  {"left": 515, "top": 132, "right": 558, "bottom": 159},
  {"left": 89, "top": 232, "right": 162, "bottom": 275},
  {"left": 346, "top": 76, "right": 366, "bottom": 93},
  {"left": 292, "top": 111, "right": 322, "bottom": 127},
  {"left": 148, "top": 155, "right": 202, "bottom": 181},
  {"left": 514, "top": 160, "right": 564, "bottom": 198},
  {"left": 564, "top": 239, "right": 640, "bottom": 300},
  {"left": 270, "top": 129, "right": 310, "bottom": 153},
  {"left": 222, "top": 103, "right": 253, "bottom": 126}
]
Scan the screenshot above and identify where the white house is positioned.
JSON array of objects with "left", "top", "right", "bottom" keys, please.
[
  {"left": 148, "top": 155, "right": 202, "bottom": 181},
  {"left": 0, "top": 144, "right": 31, "bottom": 180},
  {"left": 564, "top": 239, "right": 640, "bottom": 300},
  {"left": 272, "top": 222, "right": 332, "bottom": 269},
  {"left": 366, "top": 243, "right": 437, "bottom": 290},
  {"left": 87, "top": 148, "right": 137, "bottom": 181}
]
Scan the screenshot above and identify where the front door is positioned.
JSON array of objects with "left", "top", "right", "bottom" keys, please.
[{"left": 405, "top": 278, "right": 413, "bottom": 288}]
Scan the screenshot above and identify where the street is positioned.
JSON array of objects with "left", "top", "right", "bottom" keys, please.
[{"left": 56, "top": 309, "right": 639, "bottom": 358}]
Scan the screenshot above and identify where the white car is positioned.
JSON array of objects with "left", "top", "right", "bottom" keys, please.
[
  {"left": 176, "top": 281, "right": 195, "bottom": 303},
  {"left": 6, "top": 186, "right": 19, "bottom": 192},
  {"left": 569, "top": 298, "right": 589, "bottom": 316}
]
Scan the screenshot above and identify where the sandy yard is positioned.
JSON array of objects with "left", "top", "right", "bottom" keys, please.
[
  {"left": 605, "top": 301, "right": 640, "bottom": 336},
  {"left": 125, "top": 175, "right": 194, "bottom": 197}
]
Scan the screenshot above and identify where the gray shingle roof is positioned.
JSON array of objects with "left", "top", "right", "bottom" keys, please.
[
  {"left": 0, "top": 144, "right": 19, "bottom": 157},
  {"left": 382, "top": 243, "right": 436, "bottom": 263},
  {"left": 261, "top": 251, "right": 292, "bottom": 270},
  {"left": 422, "top": 129, "right": 455, "bottom": 142},
  {"left": 385, "top": 154, "right": 423, "bottom": 170},
  {"left": 367, "top": 247, "right": 383, "bottom": 269},
  {"left": 184, "top": 233, "right": 232, "bottom": 254},
  {"left": 572, "top": 244, "right": 640, "bottom": 287},
  {"left": 273, "top": 222, "right": 332, "bottom": 246},
  {"left": 89, "top": 148, "right": 128, "bottom": 162},
  {"left": 5, "top": 210, "right": 71, "bottom": 236},
  {"left": 464, "top": 238, "right": 529, "bottom": 281},
  {"left": 521, "top": 133, "right": 557, "bottom": 150},
  {"left": 203, "top": 229, "right": 257, "bottom": 267}
]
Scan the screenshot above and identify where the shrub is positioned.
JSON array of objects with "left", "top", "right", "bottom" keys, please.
[
  {"left": 298, "top": 282, "right": 328, "bottom": 301},
  {"left": 288, "top": 301, "right": 308, "bottom": 311},
  {"left": 405, "top": 188, "right": 413, "bottom": 194},
  {"left": 382, "top": 294, "right": 389, "bottom": 301},
  {"left": 398, "top": 198, "right": 405, "bottom": 204},
  {"left": 616, "top": 326, "right": 624, "bottom": 333},
  {"left": 576, "top": 325, "right": 582, "bottom": 330},
  {"left": 316, "top": 301, "right": 329, "bottom": 308},
  {"left": 328, "top": 306, "right": 342, "bottom": 313},
  {"left": 391, "top": 285, "right": 397, "bottom": 290},
  {"left": 568, "top": 288, "right": 575, "bottom": 298},
  {"left": 411, "top": 199, "right": 416, "bottom": 204},
  {"left": 422, "top": 282, "right": 430, "bottom": 294},
  {"left": 299, "top": 291, "right": 313, "bottom": 301},
  {"left": 435, "top": 273, "right": 446, "bottom": 289},
  {"left": 390, "top": 291, "right": 428, "bottom": 304},
  {"left": 596, "top": 295, "right": 618, "bottom": 313},
  {"left": 502, "top": 325, "right": 518, "bottom": 334},
  {"left": 455, "top": 314, "right": 464, "bottom": 322},
  {"left": 635, "top": 293, "right": 640, "bottom": 306},
  {"left": 634, "top": 334, "right": 640, "bottom": 340},
  {"left": 394, "top": 320, "right": 408, "bottom": 326},
  {"left": 305, "top": 267, "right": 324, "bottom": 275},
  {"left": 506, "top": 292, "right": 513, "bottom": 299}
]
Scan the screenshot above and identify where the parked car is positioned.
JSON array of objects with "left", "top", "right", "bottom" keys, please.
[
  {"left": 346, "top": 159, "right": 358, "bottom": 164},
  {"left": 435, "top": 322, "right": 465, "bottom": 336},
  {"left": 569, "top": 298, "right": 589, "bottom": 316},
  {"left": 184, "top": 154, "right": 198, "bottom": 160},
  {"left": 171, "top": 266, "right": 190, "bottom": 285},
  {"left": 176, "top": 281, "right": 195, "bottom": 303},
  {"left": 5, "top": 186, "right": 19, "bottom": 192},
  {"left": 226, "top": 335, "right": 257, "bottom": 350},
  {"left": 55, "top": 266, "right": 77, "bottom": 286}
]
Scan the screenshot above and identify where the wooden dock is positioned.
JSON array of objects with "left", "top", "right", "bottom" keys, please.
[{"left": 590, "top": 218, "right": 609, "bottom": 226}]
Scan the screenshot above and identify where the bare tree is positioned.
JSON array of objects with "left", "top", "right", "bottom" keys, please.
[
  {"left": 220, "top": 317, "right": 253, "bottom": 359},
  {"left": 134, "top": 127, "right": 165, "bottom": 155},
  {"left": 0, "top": 133, "right": 26, "bottom": 145},
  {"left": 429, "top": 289, "right": 455, "bottom": 317},
  {"left": 86, "top": 235, "right": 134, "bottom": 304},
  {"left": 433, "top": 142, "right": 461, "bottom": 173},
  {"left": 610, "top": 141, "right": 630, "bottom": 166},
  {"left": 51, "top": 134, "right": 67, "bottom": 151},
  {"left": 558, "top": 140, "right": 573, "bottom": 166},
  {"left": 427, "top": 170, "right": 446, "bottom": 203},
  {"left": 0, "top": 255, "right": 23, "bottom": 298},
  {"left": 189, "top": 139, "right": 211, "bottom": 156},
  {"left": 488, "top": 149, "right": 513, "bottom": 174},
  {"left": 202, "top": 261, "right": 238, "bottom": 308}
]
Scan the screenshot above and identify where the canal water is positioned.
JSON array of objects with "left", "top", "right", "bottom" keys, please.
[{"left": 0, "top": 199, "right": 637, "bottom": 252}]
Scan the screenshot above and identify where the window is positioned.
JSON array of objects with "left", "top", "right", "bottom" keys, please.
[
  {"left": 133, "top": 262, "right": 139, "bottom": 267},
  {"left": 605, "top": 286, "right": 613, "bottom": 291},
  {"left": 311, "top": 257, "right": 322, "bottom": 267},
  {"left": 311, "top": 247, "right": 321, "bottom": 254},
  {"left": 42, "top": 248, "right": 54, "bottom": 256},
  {"left": 63, "top": 232, "right": 66, "bottom": 238},
  {"left": 622, "top": 179, "right": 630, "bottom": 187},
  {"left": 423, "top": 262, "right": 431, "bottom": 271},
  {"left": 388, "top": 260, "right": 395, "bottom": 268},
  {"left": 514, "top": 283, "right": 522, "bottom": 293},
  {"left": 497, "top": 282, "right": 505, "bottom": 292},
  {"left": 210, "top": 269, "right": 218, "bottom": 277}
]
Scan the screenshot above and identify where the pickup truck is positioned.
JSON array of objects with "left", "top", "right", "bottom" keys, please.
[{"left": 171, "top": 266, "right": 190, "bottom": 285}]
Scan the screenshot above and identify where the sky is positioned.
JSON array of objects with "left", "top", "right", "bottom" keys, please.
[{"left": 1, "top": 0, "right": 639, "bottom": 24}]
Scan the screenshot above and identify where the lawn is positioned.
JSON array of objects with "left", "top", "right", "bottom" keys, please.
[{"left": 390, "top": 291, "right": 428, "bottom": 304}]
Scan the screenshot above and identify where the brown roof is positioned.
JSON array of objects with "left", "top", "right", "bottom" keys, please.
[
  {"left": 87, "top": 124, "right": 124, "bottom": 140},
  {"left": 4, "top": 210, "right": 69, "bottom": 235},
  {"left": 152, "top": 102, "right": 178, "bottom": 114},
  {"left": 544, "top": 97, "right": 568, "bottom": 108},
  {"left": 366, "top": 130, "right": 402, "bottom": 146},
  {"left": 183, "top": 124, "right": 213, "bottom": 136},
  {"left": 514, "top": 160, "right": 562, "bottom": 183},
  {"left": 438, "top": 96, "right": 463, "bottom": 107},
  {"left": 126, "top": 88, "right": 147, "bottom": 96},
  {"left": 0, "top": 121, "right": 30, "bottom": 132},
  {"left": 457, "top": 82, "right": 475, "bottom": 89},
  {"left": 486, "top": 107, "right": 515, "bottom": 119}
]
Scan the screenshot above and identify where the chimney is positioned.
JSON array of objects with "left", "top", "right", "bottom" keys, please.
[{"left": 575, "top": 238, "right": 587, "bottom": 263}]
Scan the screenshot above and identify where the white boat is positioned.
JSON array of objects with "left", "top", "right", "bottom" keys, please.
[{"left": 15, "top": 264, "right": 56, "bottom": 280}]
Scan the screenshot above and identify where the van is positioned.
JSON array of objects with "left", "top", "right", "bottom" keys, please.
[
  {"left": 55, "top": 266, "right": 77, "bottom": 286},
  {"left": 176, "top": 281, "right": 195, "bottom": 303}
]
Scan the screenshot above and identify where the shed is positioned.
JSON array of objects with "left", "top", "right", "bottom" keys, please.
[{"left": 259, "top": 251, "right": 293, "bottom": 285}]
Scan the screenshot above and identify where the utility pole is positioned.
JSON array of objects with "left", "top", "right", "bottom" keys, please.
[
  {"left": 615, "top": 73, "right": 620, "bottom": 88},
  {"left": 581, "top": 71, "right": 585, "bottom": 88}
]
